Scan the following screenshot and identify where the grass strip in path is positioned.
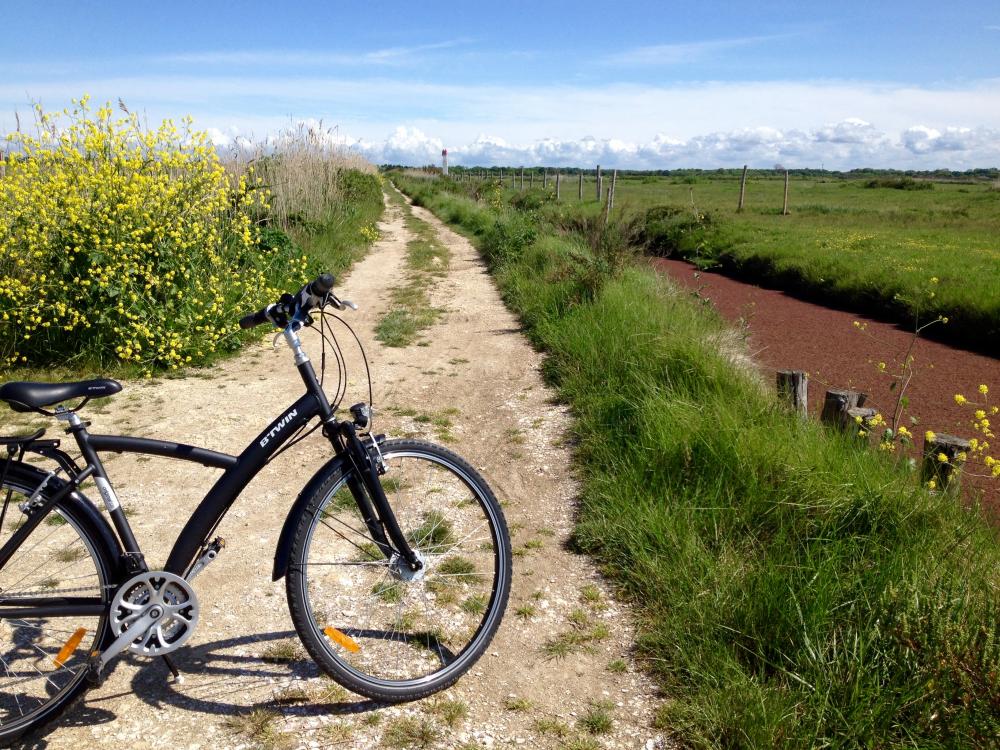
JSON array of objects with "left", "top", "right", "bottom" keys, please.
[{"left": 374, "top": 188, "right": 451, "bottom": 347}]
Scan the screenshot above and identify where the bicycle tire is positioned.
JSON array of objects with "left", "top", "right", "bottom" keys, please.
[
  {"left": 286, "top": 439, "right": 511, "bottom": 702},
  {"left": 0, "top": 464, "right": 116, "bottom": 745}
]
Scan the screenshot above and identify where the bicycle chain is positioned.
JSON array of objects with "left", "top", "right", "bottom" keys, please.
[{"left": 1, "top": 584, "right": 114, "bottom": 597}]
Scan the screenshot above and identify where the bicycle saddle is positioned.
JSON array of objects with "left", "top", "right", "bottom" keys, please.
[{"left": 0, "top": 379, "right": 122, "bottom": 413}]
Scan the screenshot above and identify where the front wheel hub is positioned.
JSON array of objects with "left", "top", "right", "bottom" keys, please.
[{"left": 390, "top": 551, "right": 426, "bottom": 582}]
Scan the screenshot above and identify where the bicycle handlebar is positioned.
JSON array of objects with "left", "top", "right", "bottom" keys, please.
[
  {"left": 238, "top": 273, "right": 337, "bottom": 329},
  {"left": 238, "top": 308, "right": 272, "bottom": 330}
]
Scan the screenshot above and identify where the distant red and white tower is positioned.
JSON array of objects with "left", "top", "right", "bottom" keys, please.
[{"left": 442, "top": 148, "right": 448, "bottom": 176}]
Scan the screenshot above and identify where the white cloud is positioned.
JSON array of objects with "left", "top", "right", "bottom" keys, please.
[
  {"left": 3, "top": 76, "right": 1000, "bottom": 168},
  {"left": 349, "top": 120, "right": 1000, "bottom": 169},
  {"left": 157, "top": 40, "right": 470, "bottom": 68},
  {"left": 604, "top": 34, "right": 789, "bottom": 66}
]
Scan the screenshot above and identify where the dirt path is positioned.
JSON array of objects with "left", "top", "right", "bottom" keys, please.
[{"left": 27, "top": 190, "right": 666, "bottom": 749}]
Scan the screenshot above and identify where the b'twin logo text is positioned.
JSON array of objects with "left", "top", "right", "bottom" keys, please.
[{"left": 260, "top": 409, "right": 298, "bottom": 448}]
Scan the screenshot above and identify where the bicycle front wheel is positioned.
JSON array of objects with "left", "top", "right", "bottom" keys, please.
[
  {"left": 0, "top": 466, "right": 116, "bottom": 743},
  {"left": 286, "top": 439, "right": 511, "bottom": 702}
]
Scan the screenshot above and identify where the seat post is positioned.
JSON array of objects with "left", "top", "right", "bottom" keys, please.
[{"left": 58, "top": 407, "right": 146, "bottom": 568}]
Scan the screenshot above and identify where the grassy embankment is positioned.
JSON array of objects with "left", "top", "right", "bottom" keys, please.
[
  {"left": 457, "top": 169, "right": 1000, "bottom": 352},
  {"left": 394, "top": 172, "right": 1000, "bottom": 749}
]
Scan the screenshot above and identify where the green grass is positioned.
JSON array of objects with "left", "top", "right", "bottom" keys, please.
[
  {"left": 395, "top": 171, "right": 1000, "bottom": 749},
  {"left": 380, "top": 716, "right": 440, "bottom": 749},
  {"left": 374, "top": 193, "right": 449, "bottom": 347},
  {"left": 451, "top": 171, "right": 1000, "bottom": 351},
  {"left": 577, "top": 700, "right": 615, "bottom": 735},
  {"left": 603, "top": 174, "right": 999, "bottom": 351}
]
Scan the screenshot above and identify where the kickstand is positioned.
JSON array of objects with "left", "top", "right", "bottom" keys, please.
[{"left": 162, "top": 654, "right": 184, "bottom": 684}]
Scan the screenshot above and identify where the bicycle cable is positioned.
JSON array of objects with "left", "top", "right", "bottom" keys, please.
[{"left": 265, "top": 305, "right": 374, "bottom": 465}]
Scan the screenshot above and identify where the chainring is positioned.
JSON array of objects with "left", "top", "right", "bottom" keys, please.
[{"left": 110, "top": 570, "right": 199, "bottom": 656}]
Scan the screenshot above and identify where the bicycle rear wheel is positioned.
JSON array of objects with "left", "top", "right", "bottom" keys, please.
[
  {"left": 0, "top": 466, "right": 115, "bottom": 743},
  {"left": 286, "top": 439, "right": 511, "bottom": 702}
]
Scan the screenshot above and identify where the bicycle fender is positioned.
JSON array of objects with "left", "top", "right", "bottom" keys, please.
[
  {"left": 6, "top": 462, "right": 124, "bottom": 580},
  {"left": 272, "top": 454, "right": 349, "bottom": 581}
]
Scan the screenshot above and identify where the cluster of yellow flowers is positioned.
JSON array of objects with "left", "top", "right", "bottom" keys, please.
[
  {"left": 954, "top": 385, "right": 999, "bottom": 478},
  {"left": 359, "top": 222, "right": 381, "bottom": 244},
  {"left": 0, "top": 97, "right": 307, "bottom": 372}
]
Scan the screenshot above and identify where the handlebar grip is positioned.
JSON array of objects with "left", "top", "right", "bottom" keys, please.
[
  {"left": 239, "top": 308, "right": 270, "bottom": 329},
  {"left": 308, "top": 273, "right": 335, "bottom": 298}
]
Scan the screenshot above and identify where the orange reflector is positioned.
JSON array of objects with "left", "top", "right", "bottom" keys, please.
[
  {"left": 54, "top": 628, "right": 87, "bottom": 667},
  {"left": 323, "top": 626, "right": 360, "bottom": 653}
]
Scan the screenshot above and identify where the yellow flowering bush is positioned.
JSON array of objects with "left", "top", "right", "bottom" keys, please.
[{"left": 0, "top": 97, "right": 307, "bottom": 372}]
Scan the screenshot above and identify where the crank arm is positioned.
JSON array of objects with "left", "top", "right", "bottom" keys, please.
[{"left": 88, "top": 608, "right": 159, "bottom": 683}]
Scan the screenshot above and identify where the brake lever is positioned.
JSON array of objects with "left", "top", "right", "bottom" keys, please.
[{"left": 327, "top": 293, "right": 358, "bottom": 312}]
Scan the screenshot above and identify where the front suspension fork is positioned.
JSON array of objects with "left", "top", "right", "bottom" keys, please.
[{"left": 335, "top": 423, "right": 422, "bottom": 572}]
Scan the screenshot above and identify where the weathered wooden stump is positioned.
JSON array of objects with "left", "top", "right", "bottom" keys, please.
[
  {"left": 820, "top": 388, "right": 867, "bottom": 430},
  {"left": 921, "top": 433, "right": 970, "bottom": 491},
  {"left": 846, "top": 406, "right": 878, "bottom": 435},
  {"left": 776, "top": 370, "right": 808, "bottom": 417}
]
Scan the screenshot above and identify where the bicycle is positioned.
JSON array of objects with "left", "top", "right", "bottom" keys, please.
[{"left": 0, "top": 273, "right": 512, "bottom": 744}]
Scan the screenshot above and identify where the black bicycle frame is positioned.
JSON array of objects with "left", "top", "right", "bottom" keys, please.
[
  {"left": 0, "top": 335, "right": 422, "bottom": 622},
  {"left": 0, "top": 358, "right": 326, "bottom": 618}
]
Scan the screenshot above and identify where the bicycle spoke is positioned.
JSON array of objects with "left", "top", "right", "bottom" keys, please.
[
  {"left": 294, "top": 445, "right": 508, "bottom": 688},
  {"left": 0, "top": 476, "right": 109, "bottom": 736}
]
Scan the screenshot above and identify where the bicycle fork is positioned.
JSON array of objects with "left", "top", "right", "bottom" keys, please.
[{"left": 336, "top": 422, "right": 423, "bottom": 573}]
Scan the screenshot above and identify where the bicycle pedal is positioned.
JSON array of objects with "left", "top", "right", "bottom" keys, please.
[{"left": 85, "top": 651, "right": 106, "bottom": 687}]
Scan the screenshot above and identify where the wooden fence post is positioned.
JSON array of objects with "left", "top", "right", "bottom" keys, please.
[
  {"left": 776, "top": 370, "right": 808, "bottom": 417},
  {"left": 543, "top": 170, "right": 548, "bottom": 189},
  {"left": 578, "top": 171, "right": 584, "bottom": 200},
  {"left": 520, "top": 167, "right": 524, "bottom": 191},
  {"left": 555, "top": 172, "right": 561, "bottom": 200},
  {"left": 737, "top": 165, "right": 748, "bottom": 212},
  {"left": 529, "top": 171, "right": 534, "bottom": 188},
  {"left": 820, "top": 388, "right": 867, "bottom": 430},
  {"left": 596, "top": 165, "right": 602, "bottom": 201},
  {"left": 846, "top": 406, "right": 878, "bottom": 433},
  {"left": 603, "top": 187, "right": 611, "bottom": 226},
  {"left": 782, "top": 170, "right": 790, "bottom": 216},
  {"left": 499, "top": 168, "right": 503, "bottom": 186},
  {"left": 609, "top": 169, "right": 618, "bottom": 210},
  {"left": 921, "top": 433, "right": 971, "bottom": 491}
]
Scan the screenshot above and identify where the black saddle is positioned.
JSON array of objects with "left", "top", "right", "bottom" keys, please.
[{"left": 0, "top": 379, "right": 122, "bottom": 413}]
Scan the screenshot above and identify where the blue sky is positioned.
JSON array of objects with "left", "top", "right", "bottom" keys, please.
[{"left": 2, "top": 1, "right": 999, "bottom": 168}]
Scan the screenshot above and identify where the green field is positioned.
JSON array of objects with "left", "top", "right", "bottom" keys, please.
[
  {"left": 396, "top": 171, "right": 1000, "bottom": 748},
  {"left": 473, "top": 170, "right": 1000, "bottom": 351}
]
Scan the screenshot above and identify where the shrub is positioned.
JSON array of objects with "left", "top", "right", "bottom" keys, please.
[
  {"left": 864, "top": 176, "right": 934, "bottom": 190},
  {"left": 643, "top": 205, "right": 716, "bottom": 262},
  {"left": 481, "top": 211, "right": 537, "bottom": 267},
  {"left": 0, "top": 97, "right": 305, "bottom": 372}
]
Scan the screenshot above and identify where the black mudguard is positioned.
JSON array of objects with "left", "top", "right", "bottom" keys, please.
[
  {"left": 271, "top": 454, "right": 349, "bottom": 581},
  {"left": 5, "top": 462, "right": 124, "bottom": 582}
]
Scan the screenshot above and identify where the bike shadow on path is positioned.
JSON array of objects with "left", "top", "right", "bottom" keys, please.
[
  {"left": 27, "top": 630, "right": 382, "bottom": 748},
  {"left": 133, "top": 630, "right": 385, "bottom": 717}
]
